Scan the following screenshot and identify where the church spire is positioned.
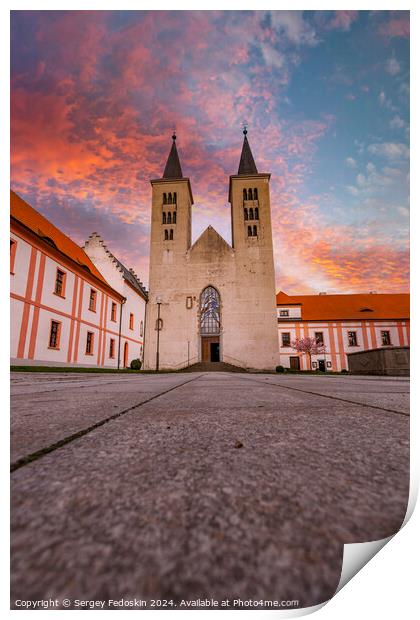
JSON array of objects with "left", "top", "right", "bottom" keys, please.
[
  {"left": 163, "top": 132, "right": 183, "bottom": 179},
  {"left": 238, "top": 127, "right": 258, "bottom": 175}
]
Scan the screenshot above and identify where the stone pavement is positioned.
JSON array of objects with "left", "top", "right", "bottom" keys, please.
[{"left": 11, "top": 372, "right": 409, "bottom": 609}]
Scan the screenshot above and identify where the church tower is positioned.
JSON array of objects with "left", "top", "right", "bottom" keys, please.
[
  {"left": 143, "top": 133, "right": 194, "bottom": 370},
  {"left": 226, "top": 128, "right": 279, "bottom": 369}
]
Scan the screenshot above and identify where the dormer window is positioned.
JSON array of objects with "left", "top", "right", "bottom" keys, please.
[
  {"left": 279, "top": 309, "right": 289, "bottom": 317},
  {"left": 360, "top": 307, "right": 373, "bottom": 312}
]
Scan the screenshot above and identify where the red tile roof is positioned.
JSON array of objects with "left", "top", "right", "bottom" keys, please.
[
  {"left": 276, "top": 291, "right": 409, "bottom": 321},
  {"left": 10, "top": 190, "right": 109, "bottom": 286}
]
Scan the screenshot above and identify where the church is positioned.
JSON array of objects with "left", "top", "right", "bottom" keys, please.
[
  {"left": 143, "top": 131, "right": 280, "bottom": 371},
  {"left": 10, "top": 134, "right": 409, "bottom": 372}
]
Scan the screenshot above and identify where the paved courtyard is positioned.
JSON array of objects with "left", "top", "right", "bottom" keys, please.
[{"left": 11, "top": 372, "right": 409, "bottom": 609}]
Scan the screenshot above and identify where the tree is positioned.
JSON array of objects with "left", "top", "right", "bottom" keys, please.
[{"left": 290, "top": 336, "right": 326, "bottom": 370}]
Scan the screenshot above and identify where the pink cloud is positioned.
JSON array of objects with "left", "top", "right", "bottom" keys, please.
[
  {"left": 327, "top": 11, "right": 359, "bottom": 31},
  {"left": 379, "top": 13, "right": 410, "bottom": 38}
]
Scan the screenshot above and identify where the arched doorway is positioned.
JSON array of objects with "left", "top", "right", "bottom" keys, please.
[
  {"left": 200, "top": 286, "right": 221, "bottom": 362},
  {"left": 123, "top": 341, "right": 128, "bottom": 368}
]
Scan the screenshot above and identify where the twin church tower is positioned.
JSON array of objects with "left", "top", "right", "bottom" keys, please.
[{"left": 143, "top": 130, "right": 279, "bottom": 370}]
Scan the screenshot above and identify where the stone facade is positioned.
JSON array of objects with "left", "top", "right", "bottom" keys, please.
[
  {"left": 143, "top": 133, "right": 279, "bottom": 371},
  {"left": 347, "top": 346, "right": 410, "bottom": 376}
]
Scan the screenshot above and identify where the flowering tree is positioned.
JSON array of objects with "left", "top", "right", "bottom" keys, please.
[{"left": 290, "top": 336, "right": 326, "bottom": 370}]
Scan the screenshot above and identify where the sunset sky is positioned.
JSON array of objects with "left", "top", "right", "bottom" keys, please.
[{"left": 11, "top": 10, "right": 410, "bottom": 294}]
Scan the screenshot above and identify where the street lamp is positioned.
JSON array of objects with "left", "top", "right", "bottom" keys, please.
[{"left": 156, "top": 296, "right": 162, "bottom": 372}]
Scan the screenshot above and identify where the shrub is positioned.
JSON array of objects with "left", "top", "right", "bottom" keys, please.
[
  {"left": 340, "top": 368, "right": 348, "bottom": 373},
  {"left": 276, "top": 365, "right": 285, "bottom": 373},
  {"left": 130, "top": 358, "right": 142, "bottom": 370}
]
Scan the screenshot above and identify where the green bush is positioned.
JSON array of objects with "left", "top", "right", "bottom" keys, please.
[
  {"left": 130, "top": 358, "right": 142, "bottom": 370},
  {"left": 276, "top": 365, "right": 285, "bottom": 373}
]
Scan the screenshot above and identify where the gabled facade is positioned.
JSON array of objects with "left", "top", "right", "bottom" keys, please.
[
  {"left": 277, "top": 291, "right": 410, "bottom": 371},
  {"left": 10, "top": 191, "right": 147, "bottom": 369},
  {"left": 143, "top": 131, "right": 279, "bottom": 370},
  {"left": 83, "top": 233, "right": 148, "bottom": 367}
]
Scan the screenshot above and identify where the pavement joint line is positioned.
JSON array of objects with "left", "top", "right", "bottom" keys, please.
[
  {"left": 10, "top": 374, "right": 204, "bottom": 473},
  {"left": 11, "top": 377, "right": 172, "bottom": 396},
  {"left": 238, "top": 376, "right": 410, "bottom": 417}
]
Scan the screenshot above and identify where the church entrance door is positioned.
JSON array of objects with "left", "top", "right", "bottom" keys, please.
[{"left": 201, "top": 336, "right": 220, "bottom": 362}]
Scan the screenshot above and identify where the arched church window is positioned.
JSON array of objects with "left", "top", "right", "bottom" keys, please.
[
  {"left": 244, "top": 208, "right": 248, "bottom": 220},
  {"left": 173, "top": 212, "right": 177, "bottom": 224},
  {"left": 253, "top": 188, "right": 258, "bottom": 200},
  {"left": 247, "top": 226, "right": 252, "bottom": 237},
  {"left": 248, "top": 188, "right": 253, "bottom": 200},
  {"left": 163, "top": 193, "right": 167, "bottom": 204},
  {"left": 249, "top": 208, "right": 254, "bottom": 220},
  {"left": 167, "top": 212, "right": 172, "bottom": 224},
  {"left": 255, "top": 207, "right": 259, "bottom": 220},
  {"left": 169, "top": 229, "right": 173, "bottom": 240},
  {"left": 200, "top": 286, "right": 220, "bottom": 335},
  {"left": 173, "top": 192, "right": 177, "bottom": 203},
  {"left": 162, "top": 212, "right": 166, "bottom": 224},
  {"left": 164, "top": 229, "right": 169, "bottom": 240},
  {"left": 253, "top": 225, "right": 257, "bottom": 237},
  {"left": 168, "top": 193, "right": 172, "bottom": 204},
  {"left": 243, "top": 189, "right": 247, "bottom": 201}
]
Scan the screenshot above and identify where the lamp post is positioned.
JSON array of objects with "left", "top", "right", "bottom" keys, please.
[{"left": 156, "top": 296, "right": 162, "bottom": 372}]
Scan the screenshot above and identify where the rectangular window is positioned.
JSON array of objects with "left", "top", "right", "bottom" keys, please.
[
  {"left": 381, "top": 330, "right": 391, "bottom": 346},
  {"left": 86, "top": 331, "right": 94, "bottom": 355},
  {"left": 281, "top": 332, "right": 291, "bottom": 347},
  {"left": 89, "top": 289, "right": 97, "bottom": 312},
  {"left": 111, "top": 302, "right": 117, "bottom": 322},
  {"left": 314, "top": 331, "right": 324, "bottom": 345},
  {"left": 54, "top": 268, "right": 66, "bottom": 297},
  {"left": 348, "top": 331, "right": 358, "bottom": 347},
  {"left": 10, "top": 239, "right": 17, "bottom": 274},
  {"left": 49, "top": 320, "right": 61, "bottom": 349},
  {"left": 109, "top": 338, "right": 115, "bottom": 358},
  {"left": 279, "top": 309, "right": 289, "bottom": 317},
  {"left": 140, "top": 320, "right": 144, "bottom": 337},
  {"left": 129, "top": 313, "right": 134, "bottom": 330}
]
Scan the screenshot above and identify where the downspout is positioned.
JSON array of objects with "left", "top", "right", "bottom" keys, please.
[
  {"left": 117, "top": 298, "right": 126, "bottom": 370},
  {"left": 142, "top": 294, "right": 148, "bottom": 368}
]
